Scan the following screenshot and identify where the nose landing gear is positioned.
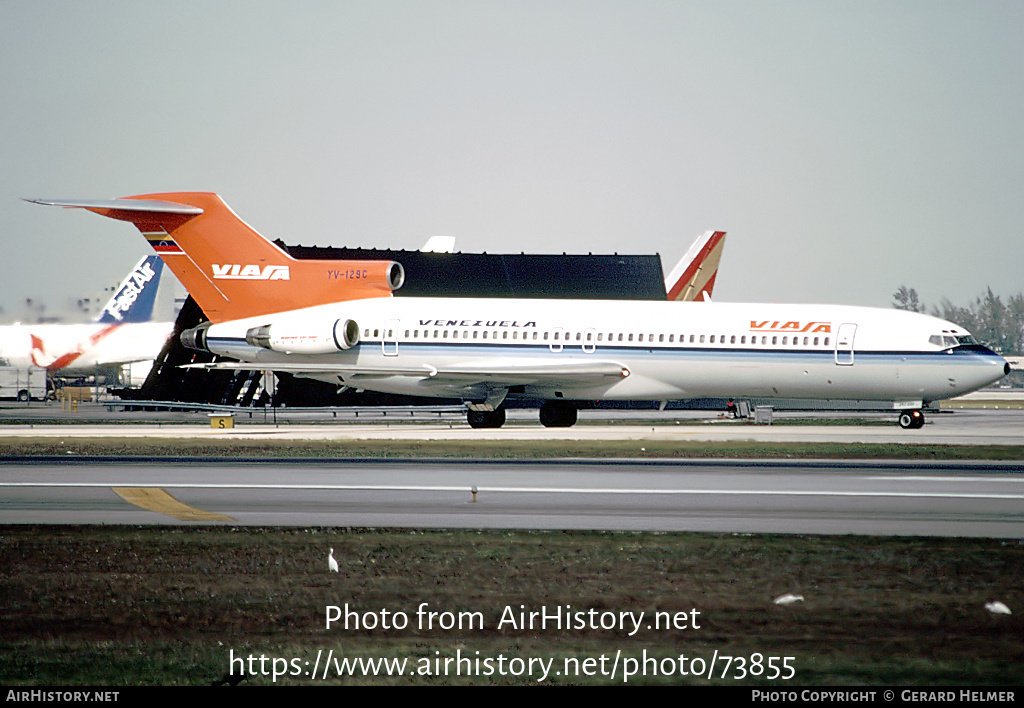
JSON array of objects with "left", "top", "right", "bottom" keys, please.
[{"left": 898, "top": 409, "right": 925, "bottom": 429}]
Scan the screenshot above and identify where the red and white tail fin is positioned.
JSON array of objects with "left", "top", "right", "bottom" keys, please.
[
  {"left": 26, "top": 193, "right": 403, "bottom": 323},
  {"left": 664, "top": 230, "right": 726, "bottom": 301}
]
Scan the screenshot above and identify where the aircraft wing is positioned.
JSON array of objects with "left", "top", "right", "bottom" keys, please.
[
  {"left": 415, "top": 359, "right": 630, "bottom": 387},
  {"left": 183, "top": 359, "right": 630, "bottom": 388}
]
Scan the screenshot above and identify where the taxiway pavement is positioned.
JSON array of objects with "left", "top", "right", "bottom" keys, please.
[{"left": 0, "top": 408, "right": 1021, "bottom": 446}]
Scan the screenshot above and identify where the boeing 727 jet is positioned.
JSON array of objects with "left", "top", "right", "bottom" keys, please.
[{"left": 28, "top": 193, "right": 1009, "bottom": 428}]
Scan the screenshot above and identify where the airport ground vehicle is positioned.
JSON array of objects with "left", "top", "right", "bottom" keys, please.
[{"left": 0, "top": 365, "right": 46, "bottom": 401}]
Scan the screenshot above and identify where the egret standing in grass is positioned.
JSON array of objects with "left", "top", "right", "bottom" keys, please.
[
  {"left": 773, "top": 593, "right": 804, "bottom": 605},
  {"left": 328, "top": 548, "right": 339, "bottom": 573}
]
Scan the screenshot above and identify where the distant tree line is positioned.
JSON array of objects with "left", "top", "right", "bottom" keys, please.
[{"left": 893, "top": 286, "right": 1024, "bottom": 356}]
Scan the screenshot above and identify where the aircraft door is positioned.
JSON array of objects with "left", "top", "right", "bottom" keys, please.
[
  {"left": 383, "top": 319, "right": 399, "bottom": 356},
  {"left": 834, "top": 323, "right": 856, "bottom": 365},
  {"left": 583, "top": 328, "right": 596, "bottom": 353},
  {"left": 550, "top": 326, "right": 564, "bottom": 353}
]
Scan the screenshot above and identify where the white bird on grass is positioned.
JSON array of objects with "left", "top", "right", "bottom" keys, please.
[
  {"left": 773, "top": 593, "right": 804, "bottom": 605},
  {"left": 328, "top": 547, "right": 339, "bottom": 573},
  {"left": 985, "top": 601, "right": 1011, "bottom": 615}
]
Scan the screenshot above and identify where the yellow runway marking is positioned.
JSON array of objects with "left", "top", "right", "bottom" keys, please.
[{"left": 112, "top": 487, "right": 235, "bottom": 522}]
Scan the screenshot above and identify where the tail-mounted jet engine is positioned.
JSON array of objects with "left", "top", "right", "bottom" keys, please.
[
  {"left": 180, "top": 323, "right": 210, "bottom": 352},
  {"left": 244, "top": 319, "right": 360, "bottom": 354}
]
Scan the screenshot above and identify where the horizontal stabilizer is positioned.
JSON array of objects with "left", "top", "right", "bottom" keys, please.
[{"left": 24, "top": 197, "right": 204, "bottom": 215}]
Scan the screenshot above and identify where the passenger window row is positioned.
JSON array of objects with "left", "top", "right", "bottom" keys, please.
[{"left": 362, "top": 327, "right": 832, "bottom": 348}]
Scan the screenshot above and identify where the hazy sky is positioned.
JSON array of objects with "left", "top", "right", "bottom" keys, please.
[{"left": 2, "top": 1, "right": 1022, "bottom": 321}]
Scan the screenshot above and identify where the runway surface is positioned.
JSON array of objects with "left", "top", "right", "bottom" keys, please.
[
  {"left": 2, "top": 405, "right": 1022, "bottom": 536},
  {"left": 3, "top": 458, "right": 1023, "bottom": 537}
]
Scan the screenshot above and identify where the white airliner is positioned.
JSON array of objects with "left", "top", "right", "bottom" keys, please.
[
  {"left": 28, "top": 194, "right": 1009, "bottom": 428},
  {"left": 0, "top": 255, "right": 173, "bottom": 376}
]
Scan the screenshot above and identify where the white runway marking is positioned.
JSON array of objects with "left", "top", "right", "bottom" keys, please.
[{"left": 2, "top": 481, "right": 1023, "bottom": 500}]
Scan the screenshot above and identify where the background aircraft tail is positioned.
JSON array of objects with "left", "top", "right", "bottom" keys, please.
[
  {"left": 95, "top": 255, "right": 164, "bottom": 324},
  {"left": 27, "top": 193, "right": 404, "bottom": 323},
  {"left": 664, "top": 230, "right": 726, "bottom": 302}
]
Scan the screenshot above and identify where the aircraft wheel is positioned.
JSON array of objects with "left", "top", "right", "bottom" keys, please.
[
  {"left": 539, "top": 401, "right": 578, "bottom": 428},
  {"left": 898, "top": 410, "right": 924, "bottom": 429},
  {"left": 468, "top": 408, "right": 506, "bottom": 429}
]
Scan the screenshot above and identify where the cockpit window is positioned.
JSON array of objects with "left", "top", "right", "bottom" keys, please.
[{"left": 930, "top": 333, "right": 978, "bottom": 349}]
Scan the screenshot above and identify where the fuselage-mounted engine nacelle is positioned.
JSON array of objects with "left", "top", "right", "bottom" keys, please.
[
  {"left": 180, "top": 323, "right": 211, "bottom": 352},
  {"left": 244, "top": 319, "right": 360, "bottom": 355}
]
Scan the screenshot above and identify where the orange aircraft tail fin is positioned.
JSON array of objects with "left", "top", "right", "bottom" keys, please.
[{"left": 26, "top": 193, "right": 403, "bottom": 323}]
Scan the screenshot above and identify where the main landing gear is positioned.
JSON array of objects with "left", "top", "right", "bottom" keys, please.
[
  {"left": 467, "top": 407, "right": 506, "bottom": 429},
  {"left": 465, "top": 401, "right": 581, "bottom": 428},
  {"left": 898, "top": 409, "right": 925, "bottom": 429},
  {"left": 539, "top": 400, "right": 578, "bottom": 428}
]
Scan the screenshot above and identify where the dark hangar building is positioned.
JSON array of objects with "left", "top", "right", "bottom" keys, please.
[{"left": 281, "top": 243, "right": 667, "bottom": 299}]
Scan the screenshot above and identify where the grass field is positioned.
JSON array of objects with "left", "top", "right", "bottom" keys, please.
[
  {"left": 1, "top": 527, "right": 1022, "bottom": 686},
  {"left": 2, "top": 436, "right": 1024, "bottom": 460}
]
